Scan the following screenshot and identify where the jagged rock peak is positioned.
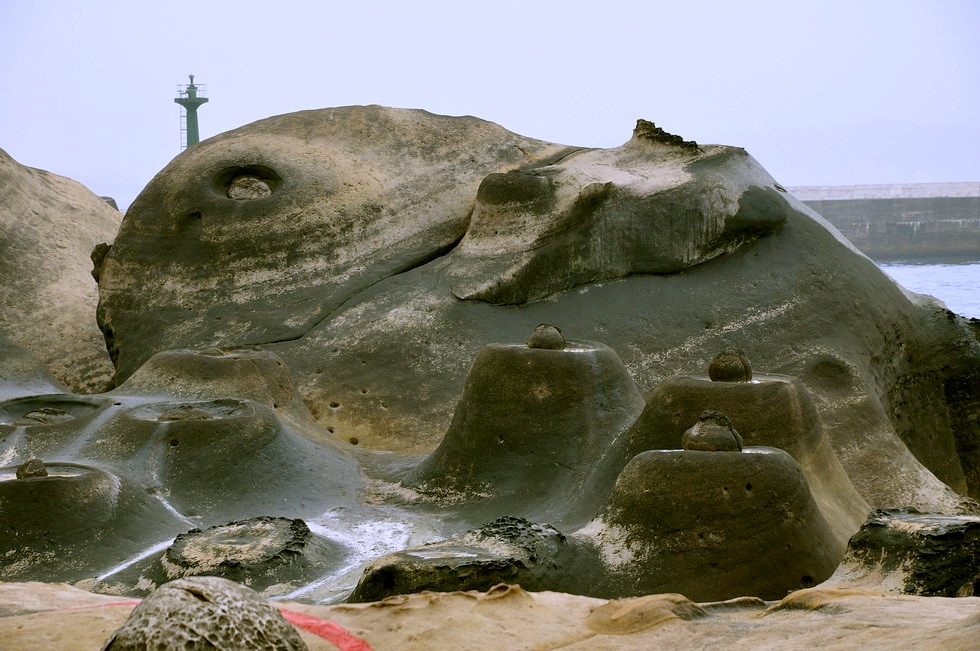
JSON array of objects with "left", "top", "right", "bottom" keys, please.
[{"left": 631, "top": 119, "right": 698, "bottom": 149}]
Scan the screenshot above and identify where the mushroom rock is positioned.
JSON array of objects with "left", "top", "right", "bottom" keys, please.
[
  {"left": 707, "top": 348, "right": 752, "bottom": 382},
  {"left": 358, "top": 444, "right": 842, "bottom": 603},
  {"left": 625, "top": 353, "right": 943, "bottom": 542},
  {"left": 81, "top": 396, "right": 362, "bottom": 523},
  {"left": 102, "top": 576, "right": 307, "bottom": 650},
  {"left": 0, "top": 147, "right": 119, "bottom": 393},
  {"left": 0, "top": 393, "right": 116, "bottom": 465},
  {"left": 93, "top": 107, "right": 980, "bottom": 508},
  {"left": 96, "top": 106, "right": 568, "bottom": 385},
  {"left": 401, "top": 331, "right": 644, "bottom": 525},
  {"left": 577, "top": 446, "right": 842, "bottom": 601},
  {"left": 681, "top": 410, "right": 744, "bottom": 451}
]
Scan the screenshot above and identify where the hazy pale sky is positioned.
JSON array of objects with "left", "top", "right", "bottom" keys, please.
[{"left": 1, "top": 0, "right": 977, "bottom": 210}]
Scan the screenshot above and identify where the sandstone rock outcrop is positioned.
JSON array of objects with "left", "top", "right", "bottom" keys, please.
[
  {"left": 93, "top": 108, "right": 980, "bottom": 520},
  {"left": 0, "top": 148, "right": 119, "bottom": 393},
  {"left": 3, "top": 106, "right": 980, "bottom": 607}
]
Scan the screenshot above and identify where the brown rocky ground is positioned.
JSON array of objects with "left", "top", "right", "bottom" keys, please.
[{"left": 1, "top": 581, "right": 978, "bottom": 650}]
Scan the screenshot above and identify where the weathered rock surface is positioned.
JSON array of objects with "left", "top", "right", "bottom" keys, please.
[
  {"left": 96, "top": 106, "right": 567, "bottom": 384},
  {"left": 0, "top": 335, "right": 66, "bottom": 400},
  {"left": 821, "top": 508, "right": 980, "bottom": 596},
  {"left": 445, "top": 120, "right": 788, "bottom": 304},
  {"left": 577, "top": 446, "right": 841, "bottom": 601},
  {"left": 102, "top": 576, "right": 307, "bottom": 650},
  {"left": 680, "top": 410, "right": 744, "bottom": 451},
  {"left": 4, "top": 106, "right": 980, "bottom": 606},
  {"left": 93, "top": 108, "right": 980, "bottom": 524},
  {"left": 0, "top": 462, "right": 184, "bottom": 582},
  {"left": 0, "top": 147, "right": 119, "bottom": 393},
  {"left": 0, "top": 348, "right": 365, "bottom": 584},
  {"left": 349, "top": 516, "right": 590, "bottom": 602},
  {"left": 94, "top": 517, "right": 347, "bottom": 598},
  {"left": 4, "top": 581, "right": 980, "bottom": 651},
  {"left": 627, "top": 365, "right": 893, "bottom": 542}
]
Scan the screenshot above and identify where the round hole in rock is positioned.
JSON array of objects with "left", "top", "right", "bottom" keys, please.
[{"left": 213, "top": 164, "right": 282, "bottom": 199}]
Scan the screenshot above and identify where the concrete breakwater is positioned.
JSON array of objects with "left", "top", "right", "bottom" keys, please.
[{"left": 790, "top": 183, "right": 980, "bottom": 260}]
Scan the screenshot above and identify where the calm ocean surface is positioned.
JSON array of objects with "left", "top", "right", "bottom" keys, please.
[{"left": 877, "top": 260, "right": 980, "bottom": 319}]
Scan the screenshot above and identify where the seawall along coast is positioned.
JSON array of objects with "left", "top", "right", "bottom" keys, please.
[{"left": 790, "top": 182, "right": 980, "bottom": 260}]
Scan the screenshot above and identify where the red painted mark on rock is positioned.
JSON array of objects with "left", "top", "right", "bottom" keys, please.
[{"left": 280, "top": 608, "right": 375, "bottom": 651}]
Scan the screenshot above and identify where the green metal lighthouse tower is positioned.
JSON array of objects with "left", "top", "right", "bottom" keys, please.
[{"left": 174, "top": 75, "right": 208, "bottom": 149}]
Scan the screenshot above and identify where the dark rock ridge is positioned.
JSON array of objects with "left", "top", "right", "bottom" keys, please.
[
  {"left": 103, "top": 576, "right": 307, "bottom": 650},
  {"left": 821, "top": 508, "right": 980, "bottom": 597},
  {"left": 93, "top": 108, "right": 980, "bottom": 516}
]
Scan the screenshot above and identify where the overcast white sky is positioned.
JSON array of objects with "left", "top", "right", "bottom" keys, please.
[{"left": 1, "top": 1, "right": 978, "bottom": 211}]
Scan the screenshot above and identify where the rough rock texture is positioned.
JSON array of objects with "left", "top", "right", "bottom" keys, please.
[
  {"left": 94, "top": 518, "right": 347, "bottom": 598},
  {"left": 821, "top": 508, "right": 980, "bottom": 596},
  {"left": 445, "top": 120, "right": 787, "bottom": 304},
  {"left": 0, "top": 335, "right": 66, "bottom": 400},
  {"left": 93, "top": 108, "right": 980, "bottom": 524},
  {"left": 0, "top": 348, "right": 364, "bottom": 583},
  {"left": 0, "top": 147, "right": 119, "bottom": 393},
  {"left": 577, "top": 447, "right": 842, "bottom": 601},
  {"left": 5, "top": 106, "right": 980, "bottom": 604},
  {"left": 358, "top": 447, "right": 842, "bottom": 603},
  {"left": 349, "top": 516, "right": 589, "bottom": 602},
  {"left": 102, "top": 576, "right": 307, "bottom": 650},
  {"left": 680, "top": 410, "right": 744, "bottom": 451}
]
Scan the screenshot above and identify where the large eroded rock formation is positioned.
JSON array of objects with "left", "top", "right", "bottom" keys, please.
[
  {"left": 2, "top": 106, "right": 979, "bottom": 605},
  {"left": 0, "top": 148, "right": 119, "bottom": 393},
  {"left": 96, "top": 107, "right": 980, "bottom": 508}
]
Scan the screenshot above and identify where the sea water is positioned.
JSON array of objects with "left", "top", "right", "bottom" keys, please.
[{"left": 877, "top": 260, "right": 980, "bottom": 319}]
